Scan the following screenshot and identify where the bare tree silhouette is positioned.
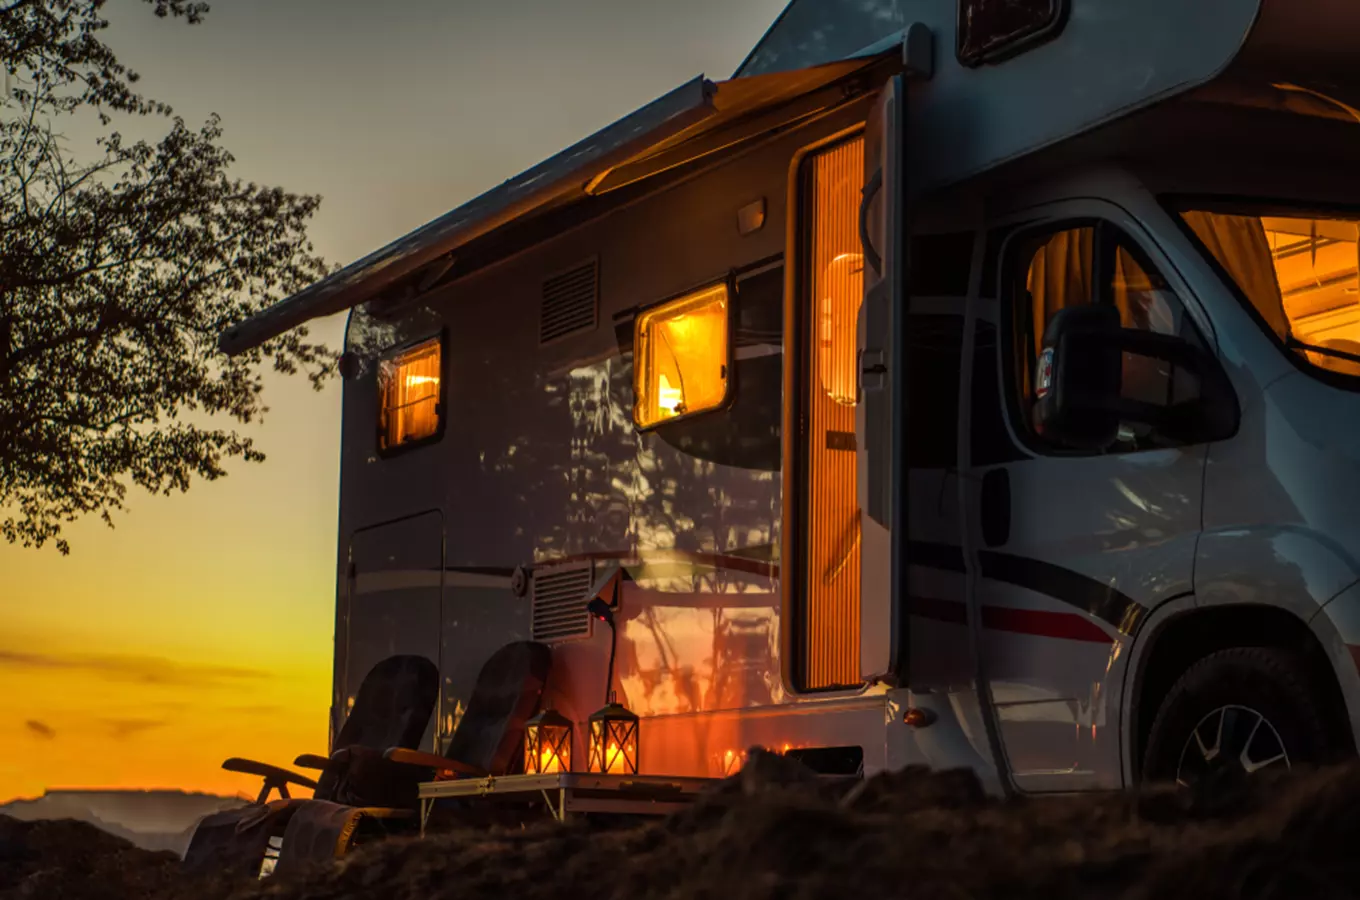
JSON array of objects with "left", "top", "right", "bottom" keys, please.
[{"left": 0, "top": 1, "right": 334, "bottom": 553}]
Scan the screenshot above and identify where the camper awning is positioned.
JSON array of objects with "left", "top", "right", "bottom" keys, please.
[{"left": 218, "top": 41, "right": 903, "bottom": 356}]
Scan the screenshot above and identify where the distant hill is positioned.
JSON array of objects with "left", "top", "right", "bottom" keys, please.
[{"left": 0, "top": 789, "right": 249, "bottom": 857}]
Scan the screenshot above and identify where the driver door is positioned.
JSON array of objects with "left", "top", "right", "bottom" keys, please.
[{"left": 965, "top": 202, "right": 1210, "bottom": 792}]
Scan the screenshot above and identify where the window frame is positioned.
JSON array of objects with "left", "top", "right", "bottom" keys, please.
[
  {"left": 956, "top": 0, "right": 1071, "bottom": 68},
  {"left": 997, "top": 216, "right": 1213, "bottom": 458},
  {"left": 630, "top": 276, "right": 738, "bottom": 433},
  {"left": 1164, "top": 194, "right": 1360, "bottom": 394},
  {"left": 374, "top": 329, "right": 448, "bottom": 459}
]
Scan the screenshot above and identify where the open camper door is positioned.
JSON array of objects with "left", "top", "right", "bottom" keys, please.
[{"left": 858, "top": 73, "right": 906, "bottom": 684}]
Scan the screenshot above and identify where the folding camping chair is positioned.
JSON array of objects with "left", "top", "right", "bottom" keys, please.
[
  {"left": 271, "top": 640, "right": 551, "bottom": 876},
  {"left": 182, "top": 653, "right": 439, "bottom": 877}
]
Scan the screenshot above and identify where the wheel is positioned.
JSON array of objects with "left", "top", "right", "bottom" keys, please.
[{"left": 1142, "top": 646, "right": 1336, "bottom": 786}]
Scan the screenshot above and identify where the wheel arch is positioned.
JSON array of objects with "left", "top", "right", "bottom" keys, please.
[{"left": 1122, "top": 598, "right": 1354, "bottom": 785}]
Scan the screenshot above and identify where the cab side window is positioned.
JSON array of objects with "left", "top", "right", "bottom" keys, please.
[{"left": 1005, "top": 222, "right": 1205, "bottom": 453}]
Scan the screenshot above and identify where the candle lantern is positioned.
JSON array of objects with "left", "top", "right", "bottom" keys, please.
[
  {"left": 584, "top": 567, "right": 638, "bottom": 774},
  {"left": 587, "top": 692, "right": 639, "bottom": 775},
  {"left": 523, "top": 708, "right": 573, "bottom": 774}
]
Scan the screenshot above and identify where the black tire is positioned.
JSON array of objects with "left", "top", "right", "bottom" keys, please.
[{"left": 1142, "top": 646, "right": 1335, "bottom": 786}]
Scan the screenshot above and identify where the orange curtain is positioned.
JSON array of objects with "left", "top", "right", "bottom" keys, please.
[
  {"left": 1026, "top": 227, "right": 1095, "bottom": 357},
  {"left": 1017, "top": 228, "right": 1094, "bottom": 401},
  {"left": 634, "top": 285, "right": 729, "bottom": 428},
  {"left": 381, "top": 341, "right": 440, "bottom": 448},
  {"left": 803, "top": 136, "right": 865, "bottom": 690},
  {"left": 1183, "top": 211, "right": 1288, "bottom": 341}
]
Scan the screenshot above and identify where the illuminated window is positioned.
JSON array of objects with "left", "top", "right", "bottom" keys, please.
[
  {"left": 378, "top": 336, "right": 442, "bottom": 450},
  {"left": 800, "top": 134, "right": 865, "bottom": 691},
  {"left": 1182, "top": 210, "right": 1360, "bottom": 378},
  {"left": 633, "top": 283, "right": 730, "bottom": 429},
  {"left": 819, "top": 252, "right": 865, "bottom": 405}
]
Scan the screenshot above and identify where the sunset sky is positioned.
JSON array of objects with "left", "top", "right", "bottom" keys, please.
[{"left": 0, "top": 0, "right": 787, "bottom": 803}]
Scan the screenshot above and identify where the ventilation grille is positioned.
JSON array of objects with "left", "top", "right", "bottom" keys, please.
[
  {"left": 530, "top": 562, "right": 594, "bottom": 643},
  {"left": 540, "top": 260, "right": 599, "bottom": 344}
]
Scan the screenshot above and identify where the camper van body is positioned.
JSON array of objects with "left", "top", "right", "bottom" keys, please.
[{"left": 223, "top": 0, "right": 1360, "bottom": 794}]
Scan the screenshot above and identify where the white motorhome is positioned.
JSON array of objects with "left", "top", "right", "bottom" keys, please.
[{"left": 222, "top": 0, "right": 1360, "bottom": 795}]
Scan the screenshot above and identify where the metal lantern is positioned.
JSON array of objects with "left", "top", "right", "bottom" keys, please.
[
  {"left": 587, "top": 693, "right": 639, "bottom": 775},
  {"left": 524, "top": 708, "right": 573, "bottom": 774}
]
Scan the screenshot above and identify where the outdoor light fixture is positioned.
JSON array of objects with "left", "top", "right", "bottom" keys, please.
[
  {"left": 737, "top": 198, "right": 766, "bottom": 235},
  {"left": 585, "top": 567, "right": 639, "bottom": 774},
  {"left": 524, "top": 708, "right": 573, "bottom": 774},
  {"left": 588, "top": 693, "right": 640, "bottom": 775}
]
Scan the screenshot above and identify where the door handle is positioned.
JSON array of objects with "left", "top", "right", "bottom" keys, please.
[{"left": 980, "top": 468, "right": 1011, "bottom": 548}]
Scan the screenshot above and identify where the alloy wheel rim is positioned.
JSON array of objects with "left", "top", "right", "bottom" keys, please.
[{"left": 1175, "top": 703, "right": 1291, "bottom": 786}]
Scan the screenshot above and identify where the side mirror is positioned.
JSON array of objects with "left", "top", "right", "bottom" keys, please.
[{"left": 1033, "top": 305, "right": 1239, "bottom": 451}]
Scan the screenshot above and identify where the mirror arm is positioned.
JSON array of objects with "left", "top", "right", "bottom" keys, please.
[{"left": 1072, "top": 327, "right": 1202, "bottom": 369}]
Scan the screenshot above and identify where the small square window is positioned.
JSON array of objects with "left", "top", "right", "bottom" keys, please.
[
  {"left": 378, "top": 336, "right": 442, "bottom": 451},
  {"left": 633, "top": 283, "right": 731, "bottom": 429}
]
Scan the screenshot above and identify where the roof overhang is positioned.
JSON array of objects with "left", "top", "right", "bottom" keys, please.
[{"left": 219, "top": 43, "right": 904, "bottom": 357}]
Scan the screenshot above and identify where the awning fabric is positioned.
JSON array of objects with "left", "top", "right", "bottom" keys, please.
[{"left": 218, "top": 44, "right": 901, "bottom": 356}]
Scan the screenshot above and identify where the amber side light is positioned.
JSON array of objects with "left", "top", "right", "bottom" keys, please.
[
  {"left": 903, "top": 707, "right": 937, "bottom": 728},
  {"left": 803, "top": 135, "right": 866, "bottom": 690},
  {"left": 378, "top": 337, "right": 441, "bottom": 449},
  {"left": 633, "top": 283, "right": 729, "bottom": 429}
]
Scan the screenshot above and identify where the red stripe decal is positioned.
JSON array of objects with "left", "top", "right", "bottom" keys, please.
[
  {"left": 981, "top": 605, "right": 1114, "bottom": 644},
  {"left": 911, "top": 597, "right": 1114, "bottom": 644}
]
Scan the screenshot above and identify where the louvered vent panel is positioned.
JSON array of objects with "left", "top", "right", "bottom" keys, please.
[
  {"left": 531, "top": 563, "right": 594, "bottom": 642},
  {"left": 540, "top": 260, "right": 599, "bottom": 344}
]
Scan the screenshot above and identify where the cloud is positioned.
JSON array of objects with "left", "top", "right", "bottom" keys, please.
[
  {"left": 104, "top": 719, "right": 170, "bottom": 740},
  {"left": 0, "top": 650, "right": 268, "bottom": 688},
  {"left": 24, "top": 720, "right": 55, "bottom": 740}
]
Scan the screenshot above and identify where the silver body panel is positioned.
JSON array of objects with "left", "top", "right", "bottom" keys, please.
[{"left": 334, "top": 106, "right": 943, "bottom": 778}]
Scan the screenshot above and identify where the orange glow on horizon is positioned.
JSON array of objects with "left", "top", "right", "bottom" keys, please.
[
  {"left": 0, "top": 638, "right": 331, "bottom": 802},
  {"left": 0, "top": 0, "right": 798, "bottom": 807},
  {"left": 0, "top": 324, "right": 341, "bottom": 804}
]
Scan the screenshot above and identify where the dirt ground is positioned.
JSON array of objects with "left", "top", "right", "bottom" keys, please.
[
  {"left": 0, "top": 815, "right": 221, "bottom": 900},
  {"left": 6, "top": 751, "right": 1360, "bottom": 900}
]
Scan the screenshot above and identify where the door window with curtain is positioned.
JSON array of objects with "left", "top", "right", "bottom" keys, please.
[
  {"left": 797, "top": 133, "right": 865, "bottom": 691},
  {"left": 1006, "top": 222, "right": 1204, "bottom": 453}
]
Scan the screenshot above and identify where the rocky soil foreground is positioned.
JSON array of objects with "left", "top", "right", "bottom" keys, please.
[{"left": 4, "top": 751, "right": 1360, "bottom": 900}]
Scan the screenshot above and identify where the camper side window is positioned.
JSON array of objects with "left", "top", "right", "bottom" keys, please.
[
  {"left": 632, "top": 283, "right": 731, "bottom": 429},
  {"left": 377, "top": 335, "right": 443, "bottom": 452},
  {"left": 1005, "top": 222, "right": 1201, "bottom": 453}
]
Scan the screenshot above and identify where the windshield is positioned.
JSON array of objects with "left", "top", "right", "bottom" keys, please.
[{"left": 1177, "top": 207, "right": 1360, "bottom": 379}]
